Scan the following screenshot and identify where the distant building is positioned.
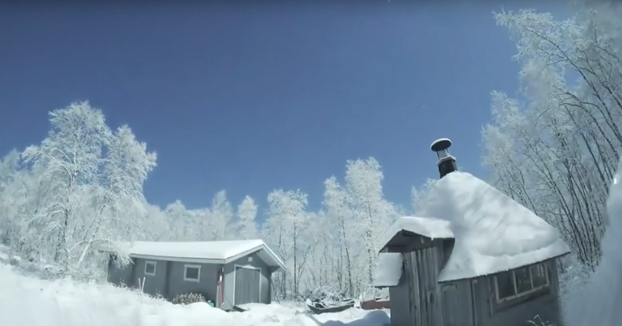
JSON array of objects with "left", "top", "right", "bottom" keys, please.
[
  {"left": 373, "top": 138, "right": 570, "bottom": 326},
  {"left": 100, "top": 239, "right": 286, "bottom": 310}
]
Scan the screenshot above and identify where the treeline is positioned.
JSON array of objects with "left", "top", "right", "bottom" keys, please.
[{"left": 0, "top": 101, "right": 404, "bottom": 299}]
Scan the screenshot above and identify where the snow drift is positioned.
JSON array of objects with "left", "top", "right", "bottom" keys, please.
[{"left": 0, "top": 263, "right": 389, "bottom": 326}]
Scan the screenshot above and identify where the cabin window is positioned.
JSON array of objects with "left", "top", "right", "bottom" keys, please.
[
  {"left": 144, "top": 261, "right": 156, "bottom": 276},
  {"left": 184, "top": 264, "right": 201, "bottom": 282},
  {"left": 494, "top": 264, "right": 550, "bottom": 302}
]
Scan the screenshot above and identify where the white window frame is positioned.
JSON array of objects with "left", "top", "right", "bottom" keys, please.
[
  {"left": 144, "top": 261, "right": 157, "bottom": 276},
  {"left": 183, "top": 264, "right": 201, "bottom": 282},
  {"left": 494, "top": 263, "right": 550, "bottom": 303}
]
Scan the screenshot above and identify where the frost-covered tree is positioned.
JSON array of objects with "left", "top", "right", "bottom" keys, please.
[
  {"left": 263, "top": 189, "right": 310, "bottom": 298},
  {"left": 20, "top": 102, "right": 111, "bottom": 266},
  {"left": 206, "top": 190, "right": 234, "bottom": 241},
  {"left": 322, "top": 175, "right": 355, "bottom": 295},
  {"left": 0, "top": 150, "right": 23, "bottom": 248},
  {"left": 343, "top": 158, "right": 397, "bottom": 287},
  {"left": 236, "top": 196, "right": 258, "bottom": 240},
  {"left": 308, "top": 158, "right": 398, "bottom": 297},
  {"left": 165, "top": 200, "right": 197, "bottom": 241},
  {"left": 411, "top": 178, "right": 437, "bottom": 212},
  {"left": 481, "top": 4, "right": 622, "bottom": 274},
  {"left": 2, "top": 102, "right": 157, "bottom": 276}
]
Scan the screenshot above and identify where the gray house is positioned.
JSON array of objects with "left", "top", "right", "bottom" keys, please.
[
  {"left": 100, "top": 239, "right": 286, "bottom": 310},
  {"left": 373, "top": 138, "right": 571, "bottom": 326}
]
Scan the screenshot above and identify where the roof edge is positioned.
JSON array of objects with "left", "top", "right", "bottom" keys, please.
[
  {"left": 125, "top": 254, "right": 224, "bottom": 265},
  {"left": 224, "top": 243, "right": 287, "bottom": 272},
  {"left": 98, "top": 240, "right": 287, "bottom": 272},
  {"left": 437, "top": 252, "right": 571, "bottom": 284}
]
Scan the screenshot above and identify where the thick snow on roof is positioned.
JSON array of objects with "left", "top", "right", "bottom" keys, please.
[
  {"left": 415, "top": 171, "right": 570, "bottom": 282},
  {"left": 381, "top": 216, "right": 454, "bottom": 248},
  {"left": 100, "top": 239, "right": 286, "bottom": 270},
  {"left": 373, "top": 253, "right": 404, "bottom": 287}
]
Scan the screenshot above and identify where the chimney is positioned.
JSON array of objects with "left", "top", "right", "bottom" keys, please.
[{"left": 430, "top": 138, "right": 458, "bottom": 178}]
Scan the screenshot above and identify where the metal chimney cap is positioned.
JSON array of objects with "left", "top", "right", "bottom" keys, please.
[{"left": 430, "top": 138, "right": 452, "bottom": 152}]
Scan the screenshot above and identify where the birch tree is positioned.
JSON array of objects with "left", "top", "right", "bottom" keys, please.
[
  {"left": 344, "top": 158, "right": 397, "bottom": 288},
  {"left": 236, "top": 196, "right": 258, "bottom": 240},
  {"left": 20, "top": 102, "right": 111, "bottom": 269},
  {"left": 206, "top": 190, "right": 234, "bottom": 240},
  {"left": 4, "top": 102, "right": 157, "bottom": 276},
  {"left": 482, "top": 3, "right": 622, "bottom": 278},
  {"left": 263, "top": 189, "right": 310, "bottom": 298}
]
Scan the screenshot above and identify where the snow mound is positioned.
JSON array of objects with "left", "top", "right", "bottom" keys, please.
[
  {"left": 564, "top": 157, "right": 622, "bottom": 326},
  {"left": 373, "top": 253, "right": 403, "bottom": 287},
  {"left": 0, "top": 264, "right": 387, "bottom": 326},
  {"left": 390, "top": 172, "right": 570, "bottom": 282},
  {"left": 380, "top": 216, "right": 453, "bottom": 247}
]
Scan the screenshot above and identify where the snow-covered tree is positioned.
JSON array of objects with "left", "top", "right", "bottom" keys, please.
[
  {"left": 263, "top": 189, "right": 310, "bottom": 298},
  {"left": 165, "top": 200, "right": 196, "bottom": 241},
  {"left": 482, "top": 1, "right": 622, "bottom": 293},
  {"left": 236, "top": 196, "right": 258, "bottom": 240},
  {"left": 206, "top": 190, "right": 234, "bottom": 241},
  {"left": 411, "top": 178, "right": 437, "bottom": 213},
  {"left": 2, "top": 102, "right": 157, "bottom": 276},
  {"left": 343, "top": 158, "right": 397, "bottom": 287}
]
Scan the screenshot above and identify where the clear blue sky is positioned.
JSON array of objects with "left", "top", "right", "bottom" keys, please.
[{"left": 0, "top": 1, "right": 570, "bottom": 213}]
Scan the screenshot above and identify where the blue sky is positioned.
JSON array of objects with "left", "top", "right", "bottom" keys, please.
[{"left": 0, "top": 1, "right": 570, "bottom": 214}]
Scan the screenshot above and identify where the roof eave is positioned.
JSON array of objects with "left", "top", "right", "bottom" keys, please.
[
  {"left": 127, "top": 254, "right": 225, "bottom": 265},
  {"left": 437, "top": 252, "right": 571, "bottom": 284}
]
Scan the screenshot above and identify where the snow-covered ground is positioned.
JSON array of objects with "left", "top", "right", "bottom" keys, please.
[{"left": 0, "top": 262, "right": 389, "bottom": 326}]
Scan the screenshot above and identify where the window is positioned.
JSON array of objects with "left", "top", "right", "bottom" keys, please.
[
  {"left": 494, "top": 264, "right": 550, "bottom": 302},
  {"left": 144, "top": 261, "right": 156, "bottom": 276},
  {"left": 184, "top": 265, "right": 201, "bottom": 282}
]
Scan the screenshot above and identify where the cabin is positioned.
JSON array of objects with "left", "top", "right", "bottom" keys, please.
[
  {"left": 373, "top": 138, "right": 571, "bottom": 326},
  {"left": 99, "top": 239, "right": 286, "bottom": 310}
]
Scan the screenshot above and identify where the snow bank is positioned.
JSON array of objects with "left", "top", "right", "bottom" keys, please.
[
  {"left": 321, "top": 310, "right": 390, "bottom": 326},
  {"left": 373, "top": 253, "right": 403, "bottom": 287},
  {"left": 390, "top": 172, "right": 570, "bottom": 282},
  {"left": 564, "top": 158, "right": 622, "bottom": 326},
  {"left": 0, "top": 263, "right": 388, "bottom": 326}
]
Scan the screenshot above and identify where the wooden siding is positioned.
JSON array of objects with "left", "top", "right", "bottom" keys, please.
[
  {"left": 473, "top": 260, "right": 562, "bottom": 326},
  {"left": 388, "top": 264, "right": 413, "bottom": 326},
  {"left": 405, "top": 246, "right": 444, "bottom": 326},
  {"left": 441, "top": 280, "right": 475, "bottom": 326},
  {"left": 386, "top": 238, "right": 563, "bottom": 326}
]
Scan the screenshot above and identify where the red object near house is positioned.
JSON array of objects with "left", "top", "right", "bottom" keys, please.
[
  {"left": 360, "top": 299, "right": 390, "bottom": 310},
  {"left": 217, "top": 267, "right": 224, "bottom": 308}
]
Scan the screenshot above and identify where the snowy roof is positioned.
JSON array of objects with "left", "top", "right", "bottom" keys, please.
[
  {"left": 379, "top": 171, "right": 570, "bottom": 283},
  {"left": 99, "top": 239, "right": 286, "bottom": 271},
  {"left": 373, "top": 253, "right": 404, "bottom": 288},
  {"left": 380, "top": 216, "right": 454, "bottom": 248}
]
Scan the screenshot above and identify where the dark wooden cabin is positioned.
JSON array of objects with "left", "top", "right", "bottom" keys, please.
[{"left": 373, "top": 139, "right": 570, "bottom": 326}]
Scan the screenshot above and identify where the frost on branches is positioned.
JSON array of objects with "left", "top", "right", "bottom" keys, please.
[
  {"left": 482, "top": 1, "right": 622, "bottom": 292},
  {"left": 236, "top": 196, "right": 259, "bottom": 240},
  {"left": 0, "top": 102, "right": 157, "bottom": 277}
]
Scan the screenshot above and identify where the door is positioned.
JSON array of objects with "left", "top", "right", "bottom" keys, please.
[
  {"left": 441, "top": 281, "right": 475, "bottom": 326},
  {"left": 234, "top": 266, "right": 261, "bottom": 305}
]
